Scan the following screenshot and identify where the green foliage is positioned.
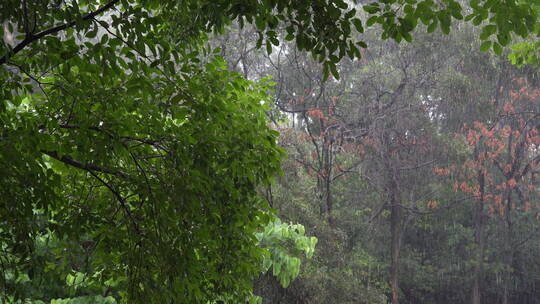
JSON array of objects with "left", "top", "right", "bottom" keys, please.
[
  {"left": 2, "top": 60, "right": 285, "bottom": 303},
  {"left": 363, "top": 0, "right": 537, "bottom": 53},
  {"left": 257, "top": 218, "right": 317, "bottom": 288},
  {"left": 509, "top": 41, "right": 540, "bottom": 66},
  {"left": 507, "top": 3, "right": 540, "bottom": 66}
]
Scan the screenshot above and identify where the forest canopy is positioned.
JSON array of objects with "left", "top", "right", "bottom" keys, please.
[{"left": 1, "top": 0, "right": 540, "bottom": 303}]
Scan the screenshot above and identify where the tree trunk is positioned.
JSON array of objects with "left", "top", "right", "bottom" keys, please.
[
  {"left": 502, "top": 195, "right": 513, "bottom": 304},
  {"left": 472, "top": 170, "right": 486, "bottom": 304},
  {"left": 324, "top": 138, "right": 334, "bottom": 226},
  {"left": 390, "top": 199, "right": 402, "bottom": 304},
  {"left": 471, "top": 207, "right": 485, "bottom": 304},
  {"left": 325, "top": 167, "right": 334, "bottom": 226},
  {"left": 502, "top": 131, "right": 515, "bottom": 304},
  {"left": 387, "top": 163, "right": 402, "bottom": 304}
]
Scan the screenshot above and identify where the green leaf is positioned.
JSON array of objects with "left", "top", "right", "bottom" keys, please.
[
  {"left": 402, "top": 32, "right": 413, "bottom": 42},
  {"left": 480, "top": 40, "right": 492, "bottom": 52},
  {"left": 345, "top": 8, "right": 356, "bottom": 19},
  {"left": 329, "top": 62, "right": 339, "bottom": 80},
  {"left": 352, "top": 18, "right": 364, "bottom": 33},
  {"left": 85, "top": 28, "right": 97, "bottom": 38},
  {"left": 427, "top": 21, "right": 437, "bottom": 33},
  {"left": 480, "top": 24, "right": 497, "bottom": 40},
  {"left": 367, "top": 16, "right": 378, "bottom": 27},
  {"left": 255, "top": 16, "right": 266, "bottom": 30},
  {"left": 363, "top": 4, "right": 380, "bottom": 14},
  {"left": 404, "top": 4, "right": 414, "bottom": 16},
  {"left": 493, "top": 42, "right": 503, "bottom": 56}
]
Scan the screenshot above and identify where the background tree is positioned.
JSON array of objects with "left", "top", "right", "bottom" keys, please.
[{"left": 210, "top": 5, "right": 540, "bottom": 303}]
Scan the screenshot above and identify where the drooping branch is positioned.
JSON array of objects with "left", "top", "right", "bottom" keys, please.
[
  {"left": 0, "top": 0, "right": 120, "bottom": 65},
  {"left": 42, "top": 150, "right": 127, "bottom": 178},
  {"left": 88, "top": 170, "right": 141, "bottom": 235},
  {"left": 57, "top": 124, "right": 162, "bottom": 147}
]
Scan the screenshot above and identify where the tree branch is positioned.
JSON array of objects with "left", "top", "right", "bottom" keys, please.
[
  {"left": 56, "top": 124, "right": 163, "bottom": 147},
  {"left": 398, "top": 160, "right": 435, "bottom": 171},
  {"left": 42, "top": 150, "right": 127, "bottom": 178}
]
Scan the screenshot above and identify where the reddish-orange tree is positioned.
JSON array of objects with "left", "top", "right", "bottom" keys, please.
[
  {"left": 453, "top": 78, "right": 540, "bottom": 304},
  {"left": 278, "top": 91, "right": 366, "bottom": 226}
]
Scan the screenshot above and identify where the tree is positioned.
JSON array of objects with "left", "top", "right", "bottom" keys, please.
[
  {"left": 451, "top": 77, "right": 540, "bottom": 304},
  {"left": 239, "top": 23, "right": 460, "bottom": 304},
  {"left": 1, "top": 1, "right": 290, "bottom": 303}
]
